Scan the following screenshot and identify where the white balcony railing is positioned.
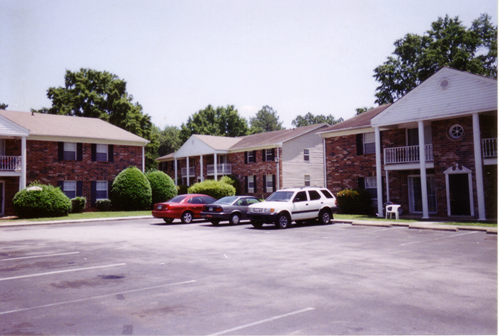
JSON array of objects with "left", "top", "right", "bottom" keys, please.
[
  {"left": 482, "top": 138, "right": 497, "bottom": 158},
  {"left": 384, "top": 144, "right": 433, "bottom": 165},
  {"left": 0, "top": 156, "right": 22, "bottom": 171},
  {"left": 207, "top": 163, "right": 232, "bottom": 176},
  {"left": 181, "top": 167, "right": 195, "bottom": 178}
]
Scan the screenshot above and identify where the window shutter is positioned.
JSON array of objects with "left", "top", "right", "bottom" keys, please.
[
  {"left": 108, "top": 145, "right": 114, "bottom": 162},
  {"left": 356, "top": 134, "right": 363, "bottom": 155},
  {"left": 57, "top": 181, "right": 64, "bottom": 190},
  {"left": 91, "top": 144, "right": 97, "bottom": 161},
  {"left": 358, "top": 177, "right": 365, "bottom": 190},
  {"left": 77, "top": 143, "right": 83, "bottom": 161},
  {"left": 91, "top": 181, "right": 96, "bottom": 207},
  {"left": 263, "top": 175, "right": 266, "bottom": 192},
  {"left": 244, "top": 152, "right": 247, "bottom": 164},
  {"left": 252, "top": 151, "right": 257, "bottom": 163},
  {"left": 244, "top": 176, "right": 248, "bottom": 193},
  {"left": 108, "top": 180, "right": 113, "bottom": 199},
  {"left": 58, "top": 142, "right": 64, "bottom": 161},
  {"left": 77, "top": 181, "right": 83, "bottom": 197},
  {"left": 271, "top": 149, "right": 275, "bottom": 161},
  {"left": 262, "top": 149, "right": 266, "bottom": 162},
  {"left": 272, "top": 174, "right": 276, "bottom": 192},
  {"left": 253, "top": 176, "right": 257, "bottom": 190}
]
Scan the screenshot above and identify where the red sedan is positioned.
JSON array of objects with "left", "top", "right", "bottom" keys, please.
[{"left": 152, "top": 194, "right": 217, "bottom": 224}]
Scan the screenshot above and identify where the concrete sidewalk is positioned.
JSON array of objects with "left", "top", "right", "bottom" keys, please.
[{"left": 0, "top": 215, "right": 496, "bottom": 234}]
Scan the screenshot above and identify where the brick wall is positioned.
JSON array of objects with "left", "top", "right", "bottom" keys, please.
[{"left": 2, "top": 140, "right": 143, "bottom": 215}]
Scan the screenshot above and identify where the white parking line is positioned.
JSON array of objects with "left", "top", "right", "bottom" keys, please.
[
  {"left": 2, "top": 251, "right": 80, "bottom": 261},
  {"left": 400, "top": 231, "right": 478, "bottom": 246},
  {"left": 207, "top": 307, "right": 315, "bottom": 336},
  {"left": 0, "top": 263, "right": 126, "bottom": 281},
  {"left": 0, "top": 280, "right": 196, "bottom": 316}
]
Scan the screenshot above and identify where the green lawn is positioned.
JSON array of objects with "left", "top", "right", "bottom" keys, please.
[
  {"left": 335, "top": 214, "right": 497, "bottom": 227},
  {"left": 4, "top": 211, "right": 152, "bottom": 222}
]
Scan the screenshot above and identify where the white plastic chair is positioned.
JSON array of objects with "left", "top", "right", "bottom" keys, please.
[{"left": 385, "top": 204, "right": 401, "bottom": 220}]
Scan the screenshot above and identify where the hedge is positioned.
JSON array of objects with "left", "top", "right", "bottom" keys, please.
[
  {"left": 187, "top": 179, "right": 236, "bottom": 199},
  {"left": 110, "top": 167, "right": 152, "bottom": 210},
  {"left": 13, "top": 182, "right": 72, "bottom": 218}
]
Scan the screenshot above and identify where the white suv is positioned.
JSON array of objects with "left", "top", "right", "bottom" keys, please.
[{"left": 247, "top": 187, "right": 339, "bottom": 229}]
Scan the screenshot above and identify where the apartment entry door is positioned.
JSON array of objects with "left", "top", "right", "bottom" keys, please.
[{"left": 448, "top": 174, "right": 470, "bottom": 216}]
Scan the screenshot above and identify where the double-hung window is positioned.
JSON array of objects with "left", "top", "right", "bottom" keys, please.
[
  {"left": 63, "top": 181, "right": 76, "bottom": 199},
  {"left": 265, "top": 149, "right": 274, "bottom": 161},
  {"left": 248, "top": 175, "right": 255, "bottom": 193},
  {"left": 364, "top": 176, "right": 377, "bottom": 199},
  {"left": 304, "top": 149, "right": 310, "bottom": 162},
  {"left": 363, "top": 133, "right": 376, "bottom": 154},
  {"left": 96, "top": 144, "right": 108, "bottom": 162},
  {"left": 304, "top": 175, "right": 311, "bottom": 187},
  {"left": 247, "top": 151, "right": 255, "bottom": 163},
  {"left": 266, "top": 174, "right": 273, "bottom": 193},
  {"left": 95, "top": 181, "right": 108, "bottom": 200},
  {"left": 64, "top": 143, "right": 77, "bottom": 161}
]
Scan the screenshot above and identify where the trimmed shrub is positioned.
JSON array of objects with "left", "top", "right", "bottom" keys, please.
[
  {"left": 220, "top": 175, "right": 241, "bottom": 194},
  {"left": 71, "top": 197, "right": 86, "bottom": 213},
  {"left": 188, "top": 179, "right": 236, "bottom": 199},
  {"left": 13, "top": 182, "right": 72, "bottom": 219},
  {"left": 96, "top": 199, "right": 112, "bottom": 211},
  {"left": 336, "top": 189, "right": 373, "bottom": 215},
  {"left": 110, "top": 166, "right": 152, "bottom": 210},
  {"left": 146, "top": 170, "right": 177, "bottom": 205}
]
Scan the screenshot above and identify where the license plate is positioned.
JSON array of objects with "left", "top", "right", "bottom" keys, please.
[
  {"left": 253, "top": 208, "right": 262, "bottom": 213},
  {"left": 209, "top": 207, "right": 213, "bottom": 211},
  {"left": 156, "top": 205, "right": 162, "bottom": 210}
]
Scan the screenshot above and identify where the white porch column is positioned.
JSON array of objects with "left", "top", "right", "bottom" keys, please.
[
  {"left": 186, "top": 157, "right": 190, "bottom": 186},
  {"left": 20, "top": 136, "right": 27, "bottom": 189},
  {"left": 213, "top": 153, "right": 218, "bottom": 181},
  {"left": 472, "top": 113, "right": 486, "bottom": 220},
  {"left": 174, "top": 158, "right": 178, "bottom": 186},
  {"left": 200, "top": 155, "right": 204, "bottom": 182},
  {"left": 418, "top": 121, "right": 429, "bottom": 219},
  {"left": 375, "top": 127, "right": 384, "bottom": 217},
  {"left": 276, "top": 147, "right": 280, "bottom": 190}
]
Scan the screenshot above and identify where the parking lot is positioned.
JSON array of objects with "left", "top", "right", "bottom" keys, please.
[{"left": 0, "top": 218, "right": 497, "bottom": 335}]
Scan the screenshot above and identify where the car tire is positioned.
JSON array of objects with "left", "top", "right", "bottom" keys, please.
[
  {"left": 251, "top": 221, "right": 263, "bottom": 228},
  {"left": 181, "top": 211, "right": 193, "bottom": 224},
  {"left": 275, "top": 213, "right": 290, "bottom": 229},
  {"left": 163, "top": 218, "right": 173, "bottom": 224},
  {"left": 230, "top": 213, "right": 241, "bottom": 225},
  {"left": 319, "top": 209, "right": 331, "bottom": 225},
  {"left": 211, "top": 220, "right": 220, "bottom": 226}
]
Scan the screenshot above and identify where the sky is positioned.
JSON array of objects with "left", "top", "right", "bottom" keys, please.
[{"left": 1, "top": 0, "right": 497, "bottom": 130}]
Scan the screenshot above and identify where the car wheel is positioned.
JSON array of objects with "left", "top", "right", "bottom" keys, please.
[
  {"left": 211, "top": 220, "right": 220, "bottom": 226},
  {"left": 275, "top": 213, "right": 290, "bottom": 229},
  {"left": 319, "top": 209, "right": 331, "bottom": 225},
  {"left": 251, "top": 221, "right": 263, "bottom": 228},
  {"left": 181, "top": 211, "right": 193, "bottom": 224},
  {"left": 163, "top": 218, "right": 173, "bottom": 224},
  {"left": 230, "top": 213, "right": 241, "bottom": 225}
]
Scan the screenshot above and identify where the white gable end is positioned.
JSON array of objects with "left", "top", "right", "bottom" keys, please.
[
  {"left": 0, "top": 115, "right": 30, "bottom": 137},
  {"left": 174, "top": 135, "right": 223, "bottom": 157},
  {"left": 372, "top": 68, "right": 497, "bottom": 127}
]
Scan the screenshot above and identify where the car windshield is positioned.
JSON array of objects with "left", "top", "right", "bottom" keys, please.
[
  {"left": 167, "top": 195, "right": 188, "bottom": 203},
  {"left": 213, "top": 196, "right": 238, "bottom": 205},
  {"left": 266, "top": 191, "right": 294, "bottom": 202}
]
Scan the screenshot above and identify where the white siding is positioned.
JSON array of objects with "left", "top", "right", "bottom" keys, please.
[
  {"left": 372, "top": 68, "right": 497, "bottom": 127},
  {"left": 282, "top": 131, "right": 324, "bottom": 188},
  {"left": 0, "top": 115, "right": 30, "bottom": 137}
]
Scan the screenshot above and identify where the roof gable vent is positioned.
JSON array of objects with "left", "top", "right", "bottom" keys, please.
[{"left": 440, "top": 78, "right": 451, "bottom": 90}]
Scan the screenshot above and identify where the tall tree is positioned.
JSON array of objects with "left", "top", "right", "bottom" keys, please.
[
  {"left": 179, "top": 105, "right": 249, "bottom": 143},
  {"left": 0, "top": 103, "right": 8, "bottom": 110},
  {"left": 374, "top": 14, "right": 497, "bottom": 104},
  {"left": 32, "top": 68, "right": 159, "bottom": 169},
  {"left": 249, "top": 105, "right": 284, "bottom": 133},
  {"left": 355, "top": 107, "right": 374, "bottom": 115},
  {"left": 292, "top": 112, "right": 343, "bottom": 127},
  {"left": 157, "top": 125, "right": 182, "bottom": 157}
]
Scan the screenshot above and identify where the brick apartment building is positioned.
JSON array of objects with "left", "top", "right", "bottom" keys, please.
[
  {"left": 319, "top": 67, "right": 497, "bottom": 220},
  {"left": 0, "top": 110, "right": 148, "bottom": 216},
  {"left": 156, "top": 123, "right": 328, "bottom": 199}
]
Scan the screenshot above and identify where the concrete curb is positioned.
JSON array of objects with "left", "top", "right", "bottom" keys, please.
[
  {"left": 332, "top": 219, "right": 497, "bottom": 234},
  {"left": 0, "top": 216, "right": 153, "bottom": 227}
]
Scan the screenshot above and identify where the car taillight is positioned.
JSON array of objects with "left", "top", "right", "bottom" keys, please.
[
  {"left": 156, "top": 204, "right": 167, "bottom": 210},
  {"left": 215, "top": 206, "right": 223, "bottom": 212}
]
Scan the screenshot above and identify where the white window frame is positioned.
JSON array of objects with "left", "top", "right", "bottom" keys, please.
[
  {"left": 96, "top": 144, "right": 108, "bottom": 162},
  {"left": 266, "top": 174, "right": 273, "bottom": 193},
  {"left": 408, "top": 175, "right": 437, "bottom": 214},
  {"left": 363, "top": 133, "right": 376, "bottom": 154},
  {"left": 304, "top": 175, "right": 311, "bottom": 187},
  {"left": 248, "top": 175, "right": 255, "bottom": 193},
  {"left": 364, "top": 176, "right": 377, "bottom": 200},
  {"left": 96, "top": 181, "right": 108, "bottom": 200},
  {"left": 265, "top": 149, "right": 274, "bottom": 162},
  {"left": 63, "top": 181, "right": 77, "bottom": 199},
  {"left": 303, "top": 149, "right": 310, "bottom": 162},
  {"left": 247, "top": 151, "right": 255, "bottom": 163},
  {"left": 64, "top": 142, "right": 77, "bottom": 161}
]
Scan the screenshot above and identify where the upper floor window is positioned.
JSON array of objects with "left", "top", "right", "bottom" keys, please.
[
  {"left": 96, "top": 144, "right": 108, "bottom": 162},
  {"left": 265, "top": 149, "right": 275, "bottom": 162},
  {"left": 363, "top": 133, "right": 376, "bottom": 154},
  {"left": 303, "top": 149, "right": 310, "bottom": 162},
  {"left": 247, "top": 151, "right": 256, "bottom": 163},
  {"left": 64, "top": 143, "right": 77, "bottom": 160}
]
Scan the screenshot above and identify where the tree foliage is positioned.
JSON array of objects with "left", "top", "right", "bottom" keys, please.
[
  {"left": 179, "top": 105, "right": 249, "bottom": 143},
  {"left": 32, "top": 68, "right": 159, "bottom": 169},
  {"left": 110, "top": 166, "right": 152, "bottom": 211},
  {"left": 374, "top": 14, "right": 497, "bottom": 104},
  {"left": 249, "top": 105, "right": 284, "bottom": 133},
  {"left": 291, "top": 112, "right": 343, "bottom": 127},
  {"left": 0, "top": 103, "right": 8, "bottom": 110},
  {"left": 355, "top": 107, "right": 374, "bottom": 115}
]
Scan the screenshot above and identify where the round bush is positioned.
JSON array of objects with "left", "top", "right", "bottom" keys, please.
[
  {"left": 335, "top": 189, "right": 373, "bottom": 215},
  {"left": 13, "top": 183, "right": 72, "bottom": 219},
  {"left": 71, "top": 196, "right": 86, "bottom": 213},
  {"left": 110, "top": 167, "right": 152, "bottom": 210},
  {"left": 187, "top": 179, "right": 236, "bottom": 199},
  {"left": 220, "top": 175, "right": 241, "bottom": 194},
  {"left": 146, "top": 170, "right": 177, "bottom": 205}
]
